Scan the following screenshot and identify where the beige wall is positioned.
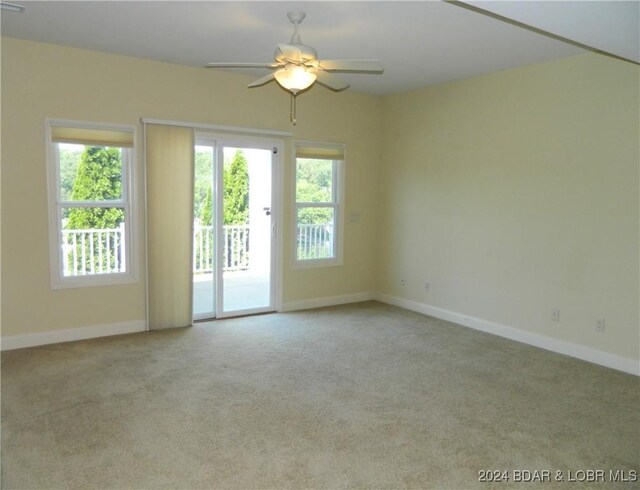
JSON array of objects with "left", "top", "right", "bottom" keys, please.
[
  {"left": 379, "top": 53, "right": 639, "bottom": 361},
  {"left": 2, "top": 38, "right": 638, "bottom": 365},
  {"left": 0, "top": 38, "right": 383, "bottom": 336}
]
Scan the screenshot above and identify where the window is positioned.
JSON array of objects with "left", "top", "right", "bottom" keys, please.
[
  {"left": 46, "top": 120, "right": 136, "bottom": 288},
  {"left": 293, "top": 142, "right": 344, "bottom": 267}
]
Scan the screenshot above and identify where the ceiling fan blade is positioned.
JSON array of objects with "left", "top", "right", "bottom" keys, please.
[
  {"left": 318, "top": 59, "right": 384, "bottom": 73},
  {"left": 206, "top": 62, "right": 280, "bottom": 69},
  {"left": 315, "top": 71, "right": 350, "bottom": 92},
  {"left": 276, "top": 43, "right": 302, "bottom": 61},
  {"left": 247, "top": 72, "right": 276, "bottom": 88}
]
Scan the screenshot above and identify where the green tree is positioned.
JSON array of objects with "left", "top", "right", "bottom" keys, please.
[
  {"left": 67, "top": 146, "right": 124, "bottom": 229},
  {"left": 200, "top": 185, "right": 213, "bottom": 226},
  {"left": 59, "top": 145, "right": 83, "bottom": 201},
  {"left": 223, "top": 150, "right": 249, "bottom": 225},
  {"left": 296, "top": 159, "right": 333, "bottom": 224},
  {"left": 296, "top": 159, "right": 332, "bottom": 200},
  {"left": 194, "top": 148, "right": 213, "bottom": 221}
]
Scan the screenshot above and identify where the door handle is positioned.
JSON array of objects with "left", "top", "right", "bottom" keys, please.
[{"left": 263, "top": 207, "right": 271, "bottom": 216}]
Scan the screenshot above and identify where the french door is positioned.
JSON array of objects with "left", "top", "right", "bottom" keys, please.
[{"left": 193, "top": 134, "right": 278, "bottom": 320}]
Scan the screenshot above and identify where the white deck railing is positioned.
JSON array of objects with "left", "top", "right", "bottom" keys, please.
[
  {"left": 63, "top": 222, "right": 334, "bottom": 276},
  {"left": 193, "top": 225, "right": 249, "bottom": 273},
  {"left": 297, "top": 223, "right": 333, "bottom": 260},
  {"left": 62, "top": 223, "right": 126, "bottom": 276}
]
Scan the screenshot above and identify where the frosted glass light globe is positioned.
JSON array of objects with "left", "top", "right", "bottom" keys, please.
[{"left": 274, "top": 65, "right": 317, "bottom": 94}]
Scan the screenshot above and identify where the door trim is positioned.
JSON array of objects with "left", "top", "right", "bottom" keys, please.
[
  {"left": 142, "top": 118, "right": 292, "bottom": 138},
  {"left": 195, "top": 131, "right": 282, "bottom": 320}
]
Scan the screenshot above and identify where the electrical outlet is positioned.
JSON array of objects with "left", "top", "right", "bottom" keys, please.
[
  {"left": 595, "top": 318, "right": 606, "bottom": 333},
  {"left": 552, "top": 309, "right": 560, "bottom": 322},
  {"left": 424, "top": 281, "right": 431, "bottom": 291},
  {"left": 400, "top": 278, "right": 406, "bottom": 287}
]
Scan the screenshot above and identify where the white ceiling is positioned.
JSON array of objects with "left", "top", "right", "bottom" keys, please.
[
  {"left": 1, "top": 1, "right": 636, "bottom": 95},
  {"left": 464, "top": 0, "right": 639, "bottom": 63}
]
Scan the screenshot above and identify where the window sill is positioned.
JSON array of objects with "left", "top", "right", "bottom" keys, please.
[
  {"left": 51, "top": 272, "right": 138, "bottom": 290},
  {"left": 291, "top": 258, "right": 343, "bottom": 270}
]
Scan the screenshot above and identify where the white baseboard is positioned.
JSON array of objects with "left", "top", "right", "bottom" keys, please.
[
  {"left": 280, "top": 291, "right": 374, "bottom": 313},
  {"left": 1, "top": 320, "right": 147, "bottom": 351},
  {"left": 374, "top": 292, "right": 639, "bottom": 376},
  {"left": 4, "top": 293, "right": 637, "bottom": 377},
  {"left": 2, "top": 292, "right": 374, "bottom": 350}
]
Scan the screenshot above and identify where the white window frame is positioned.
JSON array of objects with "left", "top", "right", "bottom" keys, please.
[
  {"left": 45, "top": 119, "right": 138, "bottom": 289},
  {"left": 292, "top": 141, "right": 344, "bottom": 269}
]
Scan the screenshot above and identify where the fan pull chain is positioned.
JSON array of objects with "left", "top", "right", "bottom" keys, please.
[{"left": 290, "top": 93, "right": 297, "bottom": 125}]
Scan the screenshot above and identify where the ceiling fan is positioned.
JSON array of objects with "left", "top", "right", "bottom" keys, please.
[{"left": 206, "top": 11, "right": 384, "bottom": 124}]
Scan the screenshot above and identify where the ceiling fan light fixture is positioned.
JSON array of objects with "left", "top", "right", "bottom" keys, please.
[
  {"left": 206, "top": 11, "right": 383, "bottom": 124},
  {"left": 274, "top": 65, "right": 316, "bottom": 94}
]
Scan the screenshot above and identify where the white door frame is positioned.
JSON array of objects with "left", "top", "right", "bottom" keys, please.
[{"left": 195, "top": 131, "right": 282, "bottom": 319}]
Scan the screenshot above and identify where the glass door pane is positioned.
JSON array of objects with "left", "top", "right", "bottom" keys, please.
[
  {"left": 193, "top": 144, "right": 215, "bottom": 319},
  {"left": 219, "top": 146, "right": 273, "bottom": 315}
]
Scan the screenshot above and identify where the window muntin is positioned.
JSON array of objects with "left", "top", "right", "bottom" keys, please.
[
  {"left": 47, "top": 121, "right": 136, "bottom": 288},
  {"left": 293, "top": 143, "right": 343, "bottom": 267}
]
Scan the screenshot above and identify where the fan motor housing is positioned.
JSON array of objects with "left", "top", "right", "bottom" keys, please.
[{"left": 275, "top": 44, "right": 318, "bottom": 63}]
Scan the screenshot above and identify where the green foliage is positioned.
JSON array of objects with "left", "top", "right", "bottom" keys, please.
[
  {"left": 297, "top": 207, "right": 334, "bottom": 225},
  {"left": 296, "top": 159, "right": 332, "bottom": 200},
  {"left": 200, "top": 185, "right": 213, "bottom": 226},
  {"left": 67, "top": 146, "right": 124, "bottom": 230},
  {"left": 223, "top": 150, "right": 249, "bottom": 225},
  {"left": 194, "top": 148, "right": 213, "bottom": 223},
  {"left": 296, "top": 159, "right": 333, "bottom": 225},
  {"left": 59, "top": 145, "right": 83, "bottom": 201},
  {"left": 193, "top": 148, "right": 249, "bottom": 226}
]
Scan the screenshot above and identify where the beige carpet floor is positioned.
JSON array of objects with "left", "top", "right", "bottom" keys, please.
[{"left": 1, "top": 301, "right": 638, "bottom": 489}]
